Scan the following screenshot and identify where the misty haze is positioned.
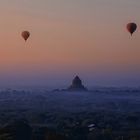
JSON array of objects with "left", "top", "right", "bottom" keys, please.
[{"left": 0, "top": 0, "right": 140, "bottom": 140}]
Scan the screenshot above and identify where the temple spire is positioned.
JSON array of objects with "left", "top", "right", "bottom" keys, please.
[{"left": 68, "top": 76, "right": 87, "bottom": 91}]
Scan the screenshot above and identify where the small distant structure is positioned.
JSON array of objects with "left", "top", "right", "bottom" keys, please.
[
  {"left": 88, "top": 124, "right": 95, "bottom": 131},
  {"left": 68, "top": 76, "right": 88, "bottom": 91}
]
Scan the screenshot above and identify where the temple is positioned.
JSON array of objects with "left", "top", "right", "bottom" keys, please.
[{"left": 68, "top": 76, "right": 87, "bottom": 91}]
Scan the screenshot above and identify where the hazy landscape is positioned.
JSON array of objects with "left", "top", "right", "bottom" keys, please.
[
  {"left": 0, "top": 87, "right": 140, "bottom": 139},
  {"left": 0, "top": 0, "right": 140, "bottom": 139}
]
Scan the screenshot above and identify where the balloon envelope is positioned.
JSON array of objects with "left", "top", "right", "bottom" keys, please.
[
  {"left": 127, "top": 23, "right": 137, "bottom": 35},
  {"left": 21, "top": 31, "right": 30, "bottom": 41}
]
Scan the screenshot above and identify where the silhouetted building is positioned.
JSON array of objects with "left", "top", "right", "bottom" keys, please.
[{"left": 68, "top": 76, "right": 87, "bottom": 91}]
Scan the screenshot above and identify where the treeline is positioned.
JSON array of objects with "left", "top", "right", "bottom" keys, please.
[{"left": 0, "top": 119, "right": 140, "bottom": 140}]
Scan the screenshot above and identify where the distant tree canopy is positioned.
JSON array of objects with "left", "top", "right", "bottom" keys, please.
[{"left": 0, "top": 120, "right": 32, "bottom": 140}]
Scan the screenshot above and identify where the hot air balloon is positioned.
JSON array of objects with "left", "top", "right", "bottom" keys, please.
[
  {"left": 127, "top": 23, "right": 137, "bottom": 36},
  {"left": 21, "top": 31, "right": 30, "bottom": 41}
]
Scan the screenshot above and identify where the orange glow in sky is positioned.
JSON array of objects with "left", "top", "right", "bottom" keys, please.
[{"left": 0, "top": 0, "right": 140, "bottom": 87}]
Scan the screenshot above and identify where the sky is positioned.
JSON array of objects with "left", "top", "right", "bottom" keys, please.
[{"left": 0, "top": 0, "right": 140, "bottom": 88}]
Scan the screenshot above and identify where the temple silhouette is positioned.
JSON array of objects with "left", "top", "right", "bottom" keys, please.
[{"left": 68, "top": 76, "right": 87, "bottom": 91}]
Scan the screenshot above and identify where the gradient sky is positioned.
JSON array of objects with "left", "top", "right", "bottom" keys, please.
[{"left": 0, "top": 0, "right": 140, "bottom": 88}]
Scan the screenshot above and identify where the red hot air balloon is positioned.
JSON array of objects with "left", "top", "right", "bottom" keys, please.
[
  {"left": 21, "top": 31, "right": 30, "bottom": 41},
  {"left": 127, "top": 23, "right": 137, "bottom": 36}
]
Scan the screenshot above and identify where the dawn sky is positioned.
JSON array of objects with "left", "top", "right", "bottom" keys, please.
[{"left": 0, "top": 0, "right": 140, "bottom": 88}]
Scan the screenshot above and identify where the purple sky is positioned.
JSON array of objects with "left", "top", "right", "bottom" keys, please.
[{"left": 0, "top": 0, "right": 140, "bottom": 87}]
